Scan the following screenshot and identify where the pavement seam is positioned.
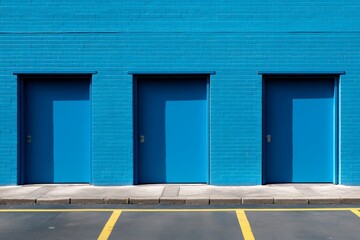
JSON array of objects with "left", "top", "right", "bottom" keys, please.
[
  {"left": 160, "top": 186, "right": 166, "bottom": 198},
  {"left": 161, "top": 185, "right": 180, "bottom": 198},
  {"left": 36, "top": 186, "right": 59, "bottom": 198}
]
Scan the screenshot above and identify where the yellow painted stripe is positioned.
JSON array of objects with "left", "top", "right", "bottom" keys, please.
[
  {"left": 0, "top": 209, "right": 115, "bottom": 213},
  {"left": 351, "top": 209, "right": 360, "bottom": 218},
  {"left": 0, "top": 208, "right": 235, "bottom": 213},
  {"left": 236, "top": 210, "right": 255, "bottom": 240},
  {"left": 0, "top": 208, "right": 359, "bottom": 213},
  {"left": 110, "top": 209, "right": 236, "bottom": 212},
  {"left": 238, "top": 208, "right": 360, "bottom": 212},
  {"left": 98, "top": 210, "right": 122, "bottom": 240},
  {"left": 121, "top": 208, "right": 360, "bottom": 212}
]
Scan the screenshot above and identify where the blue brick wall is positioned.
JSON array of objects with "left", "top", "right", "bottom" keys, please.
[{"left": 0, "top": 1, "right": 359, "bottom": 185}]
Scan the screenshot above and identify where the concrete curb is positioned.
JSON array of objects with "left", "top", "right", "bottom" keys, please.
[
  {"left": 104, "top": 197, "right": 129, "bottom": 204},
  {"left": 185, "top": 197, "right": 210, "bottom": 205},
  {"left": 0, "top": 198, "right": 36, "bottom": 205},
  {"left": 130, "top": 198, "right": 160, "bottom": 204},
  {"left": 308, "top": 197, "right": 341, "bottom": 204},
  {"left": 274, "top": 197, "right": 309, "bottom": 205},
  {"left": 36, "top": 198, "right": 70, "bottom": 205},
  {"left": 210, "top": 197, "right": 242, "bottom": 205},
  {"left": 341, "top": 197, "right": 360, "bottom": 204},
  {"left": 70, "top": 198, "right": 104, "bottom": 204},
  {"left": 242, "top": 197, "right": 274, "bottom": 204},
  {"left": 160, "top": 197, "right": 186, "bottom": 205},
  {"left": 1, "top": 197, "right": 360, "bottom": 205}
]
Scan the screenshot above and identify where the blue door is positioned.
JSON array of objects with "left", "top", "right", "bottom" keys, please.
[
  {"left": 24, "top": 77, "right": 90, "bottom": 183},
  {"left": 265, "top": 77, "right": 335, "bottom": 183},
  {"left": 137, "top": 76, "right": 208, "bottom": 183}
]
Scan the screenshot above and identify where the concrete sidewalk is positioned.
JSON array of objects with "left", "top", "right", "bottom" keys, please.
[{"left": 1, "top": 184, "right": 360, "bottom": 205}]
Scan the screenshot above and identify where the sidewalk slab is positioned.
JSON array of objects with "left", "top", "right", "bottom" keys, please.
[
  {"left": 161, "top": 186, "right": 180, "bottom": 197},
  {"left": 0, "top": 186, "right": 43, "bottom": 198}
]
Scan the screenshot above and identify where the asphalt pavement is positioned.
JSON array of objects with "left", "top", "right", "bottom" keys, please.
[
  {"left": 0, "top": 206, "right": 359, "bottom": 240},
  {"left": 0, "top": 211, "right": 111, "bottom": 240},
  {"left": 247, "top": 210, "right": 360, "bottom": 240}
]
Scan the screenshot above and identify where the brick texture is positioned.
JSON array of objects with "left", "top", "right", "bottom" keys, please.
[{"left": 0, "top": 1, "right": 359, "bottom": 185}]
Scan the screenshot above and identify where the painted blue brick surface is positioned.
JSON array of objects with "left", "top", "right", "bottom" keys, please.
[{"left": 0, "top": 1, "right": 360, "bottom": 185}]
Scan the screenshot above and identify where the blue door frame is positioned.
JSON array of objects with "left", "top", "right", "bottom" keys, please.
[
  {"left": 262, "top": 75, "right": 339, "bottom": 184},
  {"left": 18, "top": 74, "right": 92, "bottom": 184},
  {"left": 133, "top": 75, "right": 210, "bottom": 184}
]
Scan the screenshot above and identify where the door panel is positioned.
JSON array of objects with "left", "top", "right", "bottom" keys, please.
[
  {"left": 53, "top": 100, "right": 90, "bottom": 182},
  {"left": 24, "top": 78, "right": 90, "bottom": 183},
  {"left": 265, "top": 78, "right": 334, "bottom": 183},
  {"left": 25, "top": 80, "right": 54, "bottom": 183},
  {"left": 165, "top": 100, "right": 207, "bottom": 182},
  {"left": 137, "top": 77, "right": 208, "bottom": 183}
]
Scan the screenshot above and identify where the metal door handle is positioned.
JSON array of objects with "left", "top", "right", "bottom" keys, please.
[
  {"left": 266, "top": 134, "right": 271, "bottom": 143},
  {"left": 27, "top": 135, "right": 32, "bottom": 144},
  {"left": 140, "top": 135, "right": 145, "bottom": 143}
]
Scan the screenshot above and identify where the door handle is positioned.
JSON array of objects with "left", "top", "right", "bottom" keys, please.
[
  {"left": 266, "top": 134, "right": 271, "bottom": 143},
  {"left": 27, "top": 135, "right": 32, "bottom": 144},
  {"left": 140, "top": 135, "right": 145, "bottom": 143}
]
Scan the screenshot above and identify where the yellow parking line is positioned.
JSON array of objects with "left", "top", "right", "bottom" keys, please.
[
  {"left": 98, "top": 210, "right": 122, "bottom": 240},
  {"left": 111, "top": 208, "right": 360, "bottom": 212},
  {"left": 351, "top": 209, "right": 360, "bottom": 218},
  {"left": 242, "top": 208, "right": 360, "bottom": 212},
  {"left": 118, "top": 208, "right": 360, "bottom": 212},
  {"left": 0, "top": 209, "right": 115, "bottom": 212},
  {"left": 0, "top": 208, "right": 359, "bottom": 213},
  {"left": 236, "top": 210, "right": 255, "bottom": 240},
  {"left": 120, "top": 209, "right": 236, "bottom": 212}
]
